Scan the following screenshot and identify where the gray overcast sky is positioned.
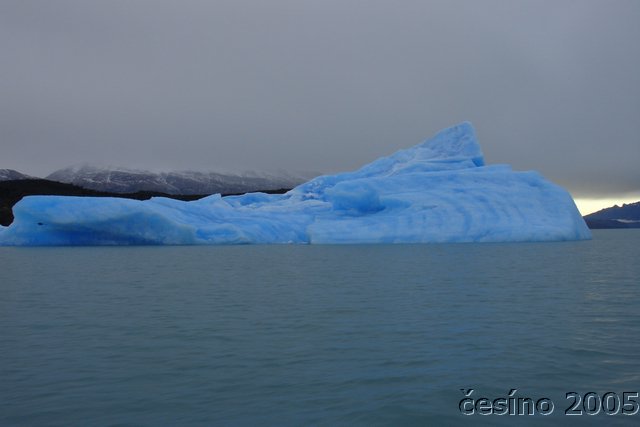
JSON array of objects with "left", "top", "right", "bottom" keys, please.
[{"left": 1, "top": 0, "right": 638, "bottom": 198}]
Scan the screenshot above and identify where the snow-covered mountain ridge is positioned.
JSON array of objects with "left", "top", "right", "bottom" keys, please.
[
  {"left": 43, "top": 165, "right": 313, "bottom": 195},
  {"left": 0, "top": 169, "right": 33, "bottom": 181}
]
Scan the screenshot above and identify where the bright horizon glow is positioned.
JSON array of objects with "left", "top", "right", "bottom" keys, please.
[{"left": 573, "top": 195, "right": 640, "bottom": 216}]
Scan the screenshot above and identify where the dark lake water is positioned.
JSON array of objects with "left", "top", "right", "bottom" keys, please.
[{"left": 1, "top": 230, "right": 639, "bottom": 426}]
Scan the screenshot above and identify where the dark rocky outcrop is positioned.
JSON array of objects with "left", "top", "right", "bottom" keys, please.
[{"left": 583, "top": 201, "right": 640, "bottom": 229}]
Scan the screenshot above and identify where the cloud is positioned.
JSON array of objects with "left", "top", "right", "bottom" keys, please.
[{"left": 1, "top": 0, "right": 638, "bottom": 198}]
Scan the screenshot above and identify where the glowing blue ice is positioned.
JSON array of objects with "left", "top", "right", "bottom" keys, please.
[{"left": 0, "top": 123, "right": 591, "bottom": 245}]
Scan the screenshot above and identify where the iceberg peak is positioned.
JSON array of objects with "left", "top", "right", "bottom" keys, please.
[{"left": 415, "top": 121, "right": 485, "bottom": 166}]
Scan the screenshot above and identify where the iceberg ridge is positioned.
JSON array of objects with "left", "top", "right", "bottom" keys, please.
[{"left": 0, "top": 122, "right": 591, "bottom": 245}]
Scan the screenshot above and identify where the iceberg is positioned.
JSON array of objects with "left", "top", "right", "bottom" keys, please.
[{"left": 0, "top": 123, "right": 591, "bottom": 245}]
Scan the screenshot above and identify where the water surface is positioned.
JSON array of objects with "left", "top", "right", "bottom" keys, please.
[{"left": 1, "top": 230, "right": 639, "bottom": 425}]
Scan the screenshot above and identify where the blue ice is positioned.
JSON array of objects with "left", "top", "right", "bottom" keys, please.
[{"left": 0, "top": 123, "right": 591, "bottom": 245}]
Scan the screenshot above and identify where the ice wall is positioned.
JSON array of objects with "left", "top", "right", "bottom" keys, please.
[{"left": 0, "top": 123, "right": 591, "bottom": 245}]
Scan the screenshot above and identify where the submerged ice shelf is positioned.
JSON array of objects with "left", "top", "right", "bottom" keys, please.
[{"left": 0, "top": 123, "right": 591, "bottom": 245}]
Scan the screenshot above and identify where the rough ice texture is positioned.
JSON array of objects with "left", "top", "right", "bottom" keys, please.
[{"left": 0, "top": 123, "right": 591, "bottom": 245}]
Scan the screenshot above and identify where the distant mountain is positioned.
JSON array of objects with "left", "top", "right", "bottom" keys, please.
[
  {"left": 0, "top": 169, "right": 33, "bottom": 181},
  {"left": 46, "top": 165, "right": 313, "bottom": 195},
  {"left": 583, "top": 201, "right": 640, "bottom": 229}
]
